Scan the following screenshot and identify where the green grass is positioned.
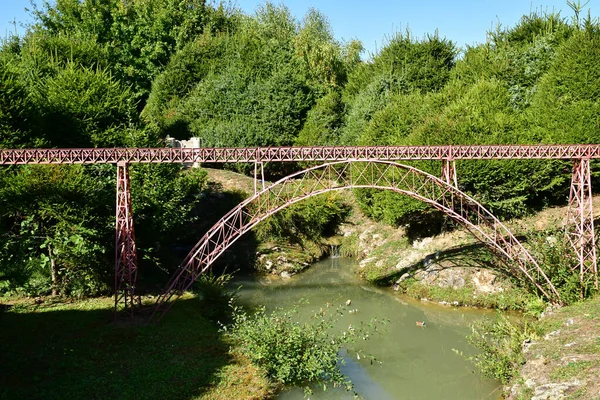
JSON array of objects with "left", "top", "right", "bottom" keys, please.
[
  {"left": 550, "top": 361, "right": 593, "bottom": 381},
  {"left": 0, "top": 296, "right": 270, "bottom": 400},
  {"left": 396, "top": 278, "right": 535, "bottom": 311}
]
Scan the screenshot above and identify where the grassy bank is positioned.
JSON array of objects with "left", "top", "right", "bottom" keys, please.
[
  {"left": 507, "top": 295, "right": 600, "bottom": 399},
  {"left": 395, "top": 278, "right": 541, "bottom": 312},
  {"left": 0, "top": 296, "right": 271, "bottom": 400}
]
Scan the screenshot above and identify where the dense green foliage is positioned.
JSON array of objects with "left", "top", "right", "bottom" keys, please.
[
  {"left": 255, "top": 193, "right": 350, "bottom": 244},
  {"left": 0, "top": 165, "right": 114, "bottom": 296},
  {"left": 223, "top": 302, "right": 381, "bottom": 395},
  {"left": 142, "top": 4, "right": 358, "bottom": 151},
  {"left": 0, "top": 1, "right": 221, "bottom": 295}
]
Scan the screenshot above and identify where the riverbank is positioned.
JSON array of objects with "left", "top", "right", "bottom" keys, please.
[
  {"left": 339, "top": 195, "right": 600, "bottom": 311},
  {"left": 0, "top": 295, "right": 272, "bottom": 400},
  {"left": 506, "top": 295, "right": 600, "bottom": 399}
]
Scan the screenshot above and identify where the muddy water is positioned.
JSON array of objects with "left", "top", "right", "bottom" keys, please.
[{"left": 234, "top": 257, "right": 502, "bottom": 400}]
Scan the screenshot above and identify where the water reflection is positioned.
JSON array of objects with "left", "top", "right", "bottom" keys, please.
[{"left": 233, "top": 257, "right": 501, "bottom": 400}]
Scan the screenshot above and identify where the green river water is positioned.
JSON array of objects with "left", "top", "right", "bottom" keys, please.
[{"left": 234, "top": 257, "right": 502, "bottom": 400}]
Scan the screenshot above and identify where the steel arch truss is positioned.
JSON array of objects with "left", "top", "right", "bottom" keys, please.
[{"left": 150, "top": 160, "right": 560, "bottom": 322}]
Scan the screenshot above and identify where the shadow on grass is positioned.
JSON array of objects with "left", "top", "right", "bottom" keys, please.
[{"left": 0, "top": 297, "right": 230, "bottom": 400}]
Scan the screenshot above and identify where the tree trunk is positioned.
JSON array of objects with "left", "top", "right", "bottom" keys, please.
[{"left": 48, "top": 243, "right": 58, "bottom": 297}]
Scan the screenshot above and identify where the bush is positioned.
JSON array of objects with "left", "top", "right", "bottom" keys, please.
[
  {"left": 254, "top": 193, "right": 350, "bottom": 245},
  {"left": 223, "top": 302, "right": 383, "bottom": 395},
  {"left": 193, "top": 270, "right": 238, "bottom": 322},
  {"left": 460, "top": 312, "right": 540, "bottom": 384},
  {"left": 526, "top": 228, "right": 597, "bottom": 304}
]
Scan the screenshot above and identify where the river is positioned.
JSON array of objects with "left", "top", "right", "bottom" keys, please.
[{"left": 233, "top": 257, "right": 502, "bottom": 400}]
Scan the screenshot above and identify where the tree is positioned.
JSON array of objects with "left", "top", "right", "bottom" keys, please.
[
  {"left": 30, "top": 0, "right": 232, "bottom": 104},
  {"left": 0, "top": 165, "right": 114, "bottom": 296}
]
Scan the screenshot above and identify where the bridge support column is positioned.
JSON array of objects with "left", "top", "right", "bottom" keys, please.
[
  {"left": 566, "top": 158, "right": 598, "bottom": 293},
  {"left": 253, "top": 161, "right": 265, "bottom": 194},
  {"left": 115, "top": 162, "right": 139, "bottom": 319},
  {"left": 441, "top": 159, "right": 457, "bottom": 187}
]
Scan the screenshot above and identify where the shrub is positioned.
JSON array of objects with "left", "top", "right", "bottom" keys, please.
[
  {"left": 254, "top": 193, "right": 350, "bottom": 244},
  {"left": 193, "top": 270, "right": 238, "bottom": 322},
  {"left": 526, "top": 228, "right": 597, "bottom": 304},
  {"left": 460, "top": 312, "right": 540, "bottom": 384},
  {"left": 223, "top": 302, "right": 383, "bottom": 395}
]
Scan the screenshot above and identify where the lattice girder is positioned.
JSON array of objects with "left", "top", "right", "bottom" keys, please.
[
  {"left": 150, "top": 160, "right": 560, "bottom": 322},
  {"left": 4, "top": 144, "right": 600, "bottom": 165}
]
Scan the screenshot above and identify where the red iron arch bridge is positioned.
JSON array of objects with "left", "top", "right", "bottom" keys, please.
[{"left": 1, "top": 144, "right": 598, "bottom": 321}]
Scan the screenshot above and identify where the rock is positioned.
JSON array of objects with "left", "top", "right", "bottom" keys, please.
[
  {"left": 359, "top": 257, "right": 377, "bottom": 267},
  {"left": 541, "top": 305, "right": 557, "bottom": 318},
  {"left": 531, "top": 381, "right": 581, "bottom": 400},
  {"left": 396, "top": 273, "right": 411, "bottom": 283},
  {"left": 472, "top": 270, "right": 500, "bottom": 294},
  {"left": 564, "top": 318, "right": 574, "bottom": 326},
  {"left": 393, "top": 252, "right": 421, "bottom": 271},
  {"left": 522, "top": 339, "right": 536, "bottom": 353},
  {"left": 451, "top": 276, "right": 465, "bottom": 290},
  {"left": 345, "top": 299, "right": 352, "bottom": 306},
  {"left": 433, "top": 269, "right": 465, "bottom": 289},
  {"left": 425, "top": 263, "right": 441, "bottom": 273},
  {"left": 280, "top": 271, "right": 292, "bottom": 279},
  {"left": 544, "top": 330, "right": 561, "bottom": 340},
  {"left": 412, "top": 237, "right": 433, "bottom": 249},
  {"left": 265, "top": 260, "right": 273, "bottom": 270},
  {"left": 525, "top": 378, "right": 536, "bottom": 389}
]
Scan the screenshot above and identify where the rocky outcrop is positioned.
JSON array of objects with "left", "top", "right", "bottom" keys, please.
[
  {"left": 342, "top": 219, "right": 506, "bottom": 295},
  {"left": 255, "top": 246, "right": 315, "bottom": 278}
]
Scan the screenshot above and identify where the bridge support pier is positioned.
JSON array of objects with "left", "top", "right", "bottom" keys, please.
[
  {"left": 115, "top": 162, "right": 139, "bottom": 319},
  {"left": 566, "top": 158, "right": 598, "bottom": 293},
  {"left": 253, "top": 161, "right": 265, "bottom": 194},
  {"left": 441, "top": 159, "right": 458, "bottom": 187}
]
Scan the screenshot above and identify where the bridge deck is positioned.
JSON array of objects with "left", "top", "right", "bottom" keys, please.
[{"left": 1, "top": 144, "right": 600, "bottom": 165}]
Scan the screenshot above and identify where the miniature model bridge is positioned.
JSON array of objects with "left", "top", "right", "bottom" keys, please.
[{"left": 1, "top": 145, "right": 598, "bottom": 320}]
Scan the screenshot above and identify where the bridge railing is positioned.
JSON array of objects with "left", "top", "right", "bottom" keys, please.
[{"left": 3, "top": 144, "right": 600, "bottom": 165}]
